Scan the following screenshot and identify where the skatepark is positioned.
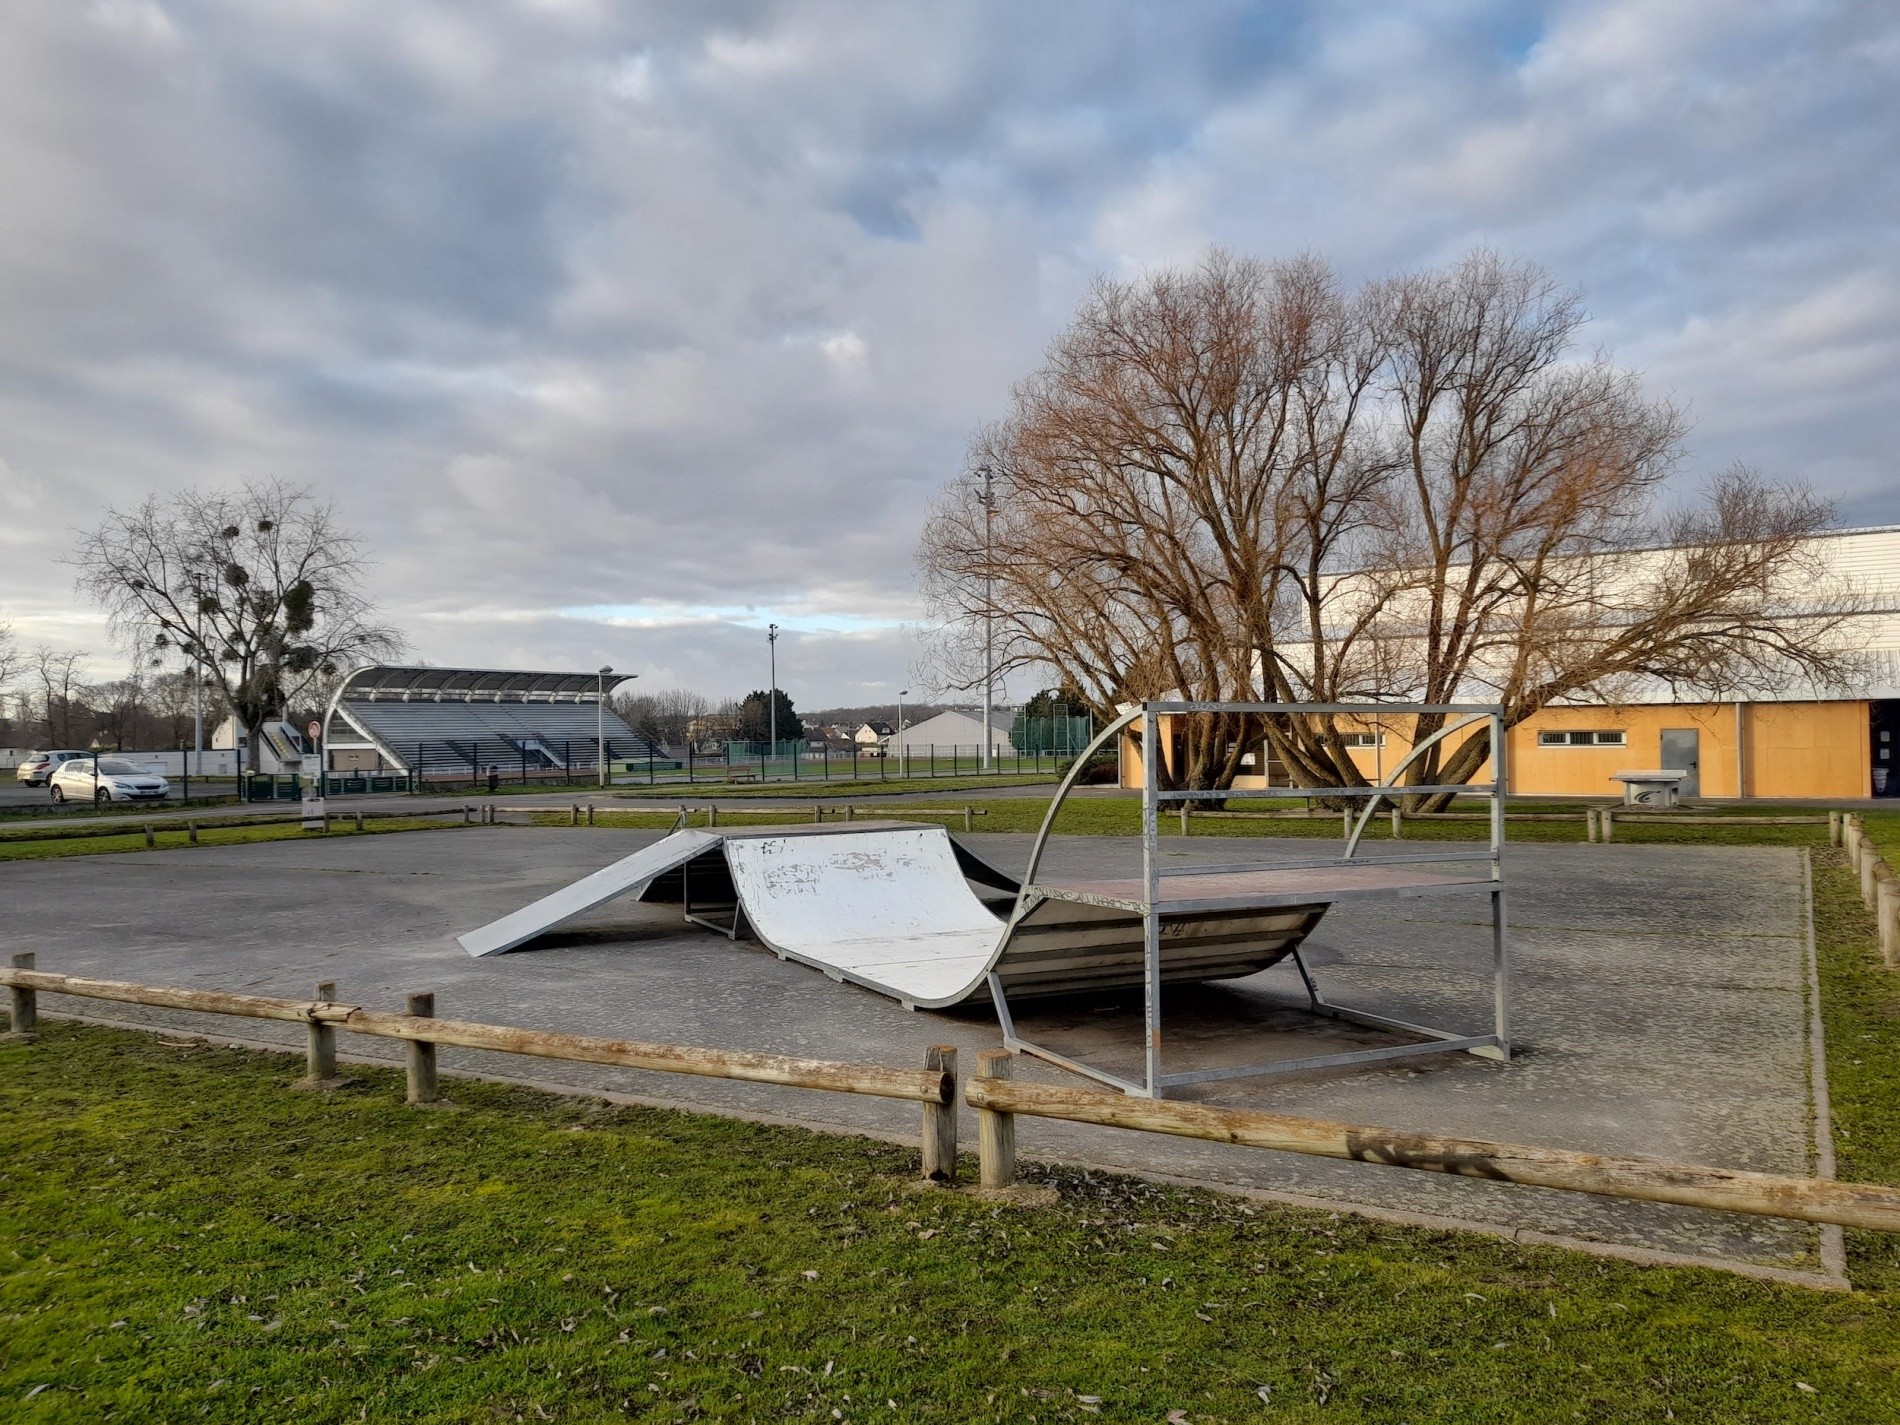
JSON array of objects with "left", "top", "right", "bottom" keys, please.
[{"left": 1, "top": 817, "right": 1835, "bottom": 1284}]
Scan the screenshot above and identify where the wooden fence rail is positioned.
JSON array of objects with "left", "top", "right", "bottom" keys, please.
[
  {"left": 0, "top": 959, "right": 956, "bottom": 1177},
  {"left": 0, "top": 804, "right": 479, "bottom": 846},
  {"left": 15, "top": 952, "right": 1900, "bottom": 1235},
  {"left": 966, "top": 1071, "right": 1900, "bottom": 1233}
]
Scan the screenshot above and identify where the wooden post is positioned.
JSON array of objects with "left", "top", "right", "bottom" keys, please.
[
  {"left": 1390, "top": 807, "right": 1402, "bottom": 839},
  {"left": 1877, "top": 872, "right": 1899, "bottom": 969},
  {"left": 1342, "top": 806, "right": 1351, "bottom": 839},
  {"left": 355, "top": 811, "right": 364, "bottom": 833},
  {"left": 405, "top": 992, "right": 438, "bottom": 1104},
  {"left": 966, "top": 806, "right": 975, "bottom": 833},
  {"left": 845, "top": 805, "right": 855, "bottom": 823},
  {"left": 1179, "top": 804, "right": 1189, "bottom": 837},
  {"left": 1863, "top": 845, "right": 1882, "bottom": 911},
  {"left": 922, "top": 1045, "right": 958, "bottom": 1183},
  {"left": 708, "top": 804, "right": 718, "bottom": 828},
  {"left": 187, "top": 819, "right": 199, "bottom": 845},
  {"left": 1846, "top": 816, "right": 1864, "bottom": 874},
  {"left": 307, "top": 980, "right": 338, "bottom": 1084},
  {"left": 5, "top": 952, "right": 36, "bottom": 1040},
  {"left": 586, "top": 804, "right": 596, "bottom": 827},
  {"left": 1600, "top": 808, "right": 1614, "bottom": 843},
  {"left": 571, "top": 805, "right": 580, "bottom": 826},
  {"left": 1586, "top": 808, "right": 1599, "bottom": 843},
  {"left": 976, "top": 1048, "right": 1016, "bottom": 1189},
  {"left": 1830, "top": 810, "right": 1843, "bottom": 847},
  {"left": 814, "top": 805, "right": 823, "bottom": 824},
  {"left": 143, "top": 823, "right": 155, "bottom": 848}
]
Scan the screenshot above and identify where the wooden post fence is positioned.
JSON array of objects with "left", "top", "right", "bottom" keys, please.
[
  {"left": 0, "top": 965, "right": 955, "bottom": 1171},
  {"left": 976, "top": 1048, "right": 1015, "bottom": 1189},
  {"left": 6, "top": 952, "right": 35, "bottom": 1040},
  {"left": 922, "top": 1044, "right": 958, "bottom": 1183},
  {"left": 406, "top": 991, "right": 439, "bottom": 1104},
  {"left": 962, "top": 1074, "right": 1900, "bottom": 1232},
  {"left": 307, "top": 980, "right": 339, "bottom": 1084},
  {"left": 1879, "top": 872, "right": 1899, "bottom": 969}
]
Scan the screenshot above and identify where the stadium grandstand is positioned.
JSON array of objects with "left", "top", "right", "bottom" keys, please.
[{"left": 322, "top": 666, "right": 670, "bottom": 785}]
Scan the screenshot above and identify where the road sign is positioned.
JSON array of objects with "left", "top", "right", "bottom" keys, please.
[{"left": 307, "top": 719, "right": 322, "bottom": 742}]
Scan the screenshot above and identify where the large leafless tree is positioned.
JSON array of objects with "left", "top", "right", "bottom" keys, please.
[
  {"left": 920, "top": 250, "right": 1866, "bottom": 801},
  {"left": 74, "top": 480, "right": 403, "bottom": 769}
]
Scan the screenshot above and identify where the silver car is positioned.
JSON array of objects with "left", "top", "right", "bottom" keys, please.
[
  {"left": 48, "top": 756, "right": 172, "bottom": 805},
  {"left": 14, "top": 749, "right": 89, "bottom": 786}
]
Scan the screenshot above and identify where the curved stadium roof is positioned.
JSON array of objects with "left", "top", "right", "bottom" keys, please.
[{"left": 335, "top": 665, "right": 636, "bottom": 703}]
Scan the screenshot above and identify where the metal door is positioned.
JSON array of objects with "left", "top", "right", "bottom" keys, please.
[
  {"left": 1659, "top": 728, "right": 1700, "bottom": 797},
  {"left": 1872, "top": 701, "right": 1900, "bottom": 796}
]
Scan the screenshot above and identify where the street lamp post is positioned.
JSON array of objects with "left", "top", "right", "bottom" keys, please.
[
  {"left": 977, "top": 465, "right": 995, "bottom": 772},
  {"left": 897, "top": 688, "right": 909, "bottom": 779},
  {"left": 597, "top": 665, "right": 613, "bottom": 789},
  {"left": 767, "top": 623, "right": 779, "bottom": 770}
]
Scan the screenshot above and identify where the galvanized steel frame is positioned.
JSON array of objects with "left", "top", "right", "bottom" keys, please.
[{"left": 993, "top": 699, "right": 1513, "bottom": 1097}]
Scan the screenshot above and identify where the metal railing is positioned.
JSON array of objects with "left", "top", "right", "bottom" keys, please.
[{"left": 1000, "top": 701, "right": 1510, "bottom": 1097}]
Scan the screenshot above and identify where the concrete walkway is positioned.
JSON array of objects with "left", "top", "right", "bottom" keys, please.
[{"left": 0, "top": 826, "right": 1832, "bottom": 1283}]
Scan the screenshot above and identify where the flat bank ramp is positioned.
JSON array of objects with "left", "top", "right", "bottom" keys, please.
[{"left": 458, "top": 823, "right": 1327, "bottom": 1010}]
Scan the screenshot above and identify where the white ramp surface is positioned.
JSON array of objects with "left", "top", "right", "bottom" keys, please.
[
  {"left": 722, "top": 828, "right": 1004, "bottom": 1005},
  {"left": 457, "top": 829, "right": 723, "bottom": 957}
]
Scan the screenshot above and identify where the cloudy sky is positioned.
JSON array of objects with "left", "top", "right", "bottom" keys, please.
[{"left": 1, "top": 0, "right": 1895, "bottom": 707}]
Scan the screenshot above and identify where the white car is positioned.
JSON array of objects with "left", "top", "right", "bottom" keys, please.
[
  {"left": 14, "top": 749, "right": 89, "bottom": 786},
  {"left": 48, "top": 756, "right": 172, "bottom": 805}
]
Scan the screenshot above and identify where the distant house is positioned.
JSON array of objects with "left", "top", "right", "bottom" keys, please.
[
  {"left": 854, "top": 721, "right": 894, "bottom": 755},
  {"left": 887, "top": 709, "right": 1015, "bottom": 757}
]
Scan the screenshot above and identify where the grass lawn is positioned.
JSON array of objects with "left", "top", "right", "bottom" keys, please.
[
  {"left": 0, "top": 849, "right": 1897, "bottom": 1420},
  {"left": 608, "top": 772, "right": 1064, "bottom": 801},
  {"left": 546, "top": 796, "right": 1843, "bottom": 847}
]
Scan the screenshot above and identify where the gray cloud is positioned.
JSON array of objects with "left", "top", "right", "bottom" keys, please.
[{"left": 1, "top": 0, "right": 1894, "bottom": 707}]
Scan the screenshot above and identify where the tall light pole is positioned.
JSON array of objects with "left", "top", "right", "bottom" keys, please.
[
  {"left": 767, "top": 624, "right": 779, "bottom": 763},
  {"left": 897, "top": 688, "right": 909, "bottom": 779},
  {"left": 976, "top": 465, "right": 995, "bottom": 771},
  {"left": 597, "top": 665, "right": 613, "bottom": 788}
]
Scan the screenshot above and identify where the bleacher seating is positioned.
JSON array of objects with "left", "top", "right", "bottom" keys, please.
[{"left": 324, "top": 666, "right": 669, "bottom": 779}]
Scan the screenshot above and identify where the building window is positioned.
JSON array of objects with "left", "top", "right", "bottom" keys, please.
[
  {"left": 1538, "top": 730, "right": 1626, "bottom": 747},
  {"left": 1339, "top": 732, "right": 1386, "bottom": 748}
]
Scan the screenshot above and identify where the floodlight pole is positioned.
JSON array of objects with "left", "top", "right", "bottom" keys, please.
[
  {"left": 597, "top": 665, "right": 613, "bottom": 789},
  {"left": 898, "top": 689, "right": 909, "bottom": 779},
  {"left": 978, "top": 465, "right": 995, "bottom": 771},
  {"left": 768, "top": 623, "right": 779, "bottom": 766}
]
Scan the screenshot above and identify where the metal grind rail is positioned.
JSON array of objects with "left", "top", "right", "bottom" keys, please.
[{"left": 9, "top": 960, "right": 1900, "bottom": 1237}]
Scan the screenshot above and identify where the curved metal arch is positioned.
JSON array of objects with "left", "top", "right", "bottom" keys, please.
[
  {"left": 1341, "top": 711, "right": 1493, "bottom": 859},
  {"left": 1020, "top": 704, "right": 1145, "bottom": 891}
]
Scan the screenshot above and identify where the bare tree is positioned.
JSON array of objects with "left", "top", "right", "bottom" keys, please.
[
  {"left": 0, "top": 617, "right": 22, "bottom": 699},
  {"left": 31, "top": 646, "right": 89, "bottom": 747},
  {"left": 73, "top": 480, "right": 403, "bottom": 770},
  {"left": 921, "top": 249, "right": 1865, "bottom": 799},
  {"left": 613, "top": 688, "right": 715, "bottom": 749}
]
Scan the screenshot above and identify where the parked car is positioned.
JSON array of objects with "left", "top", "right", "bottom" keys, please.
[
  {"left": 14, "top": 749, "right": 90, "bottom": 786},
  {"left": 48, "top": 756, "right": 172, "bottom": 805}
]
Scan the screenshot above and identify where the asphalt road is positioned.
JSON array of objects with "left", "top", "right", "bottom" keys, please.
[{"left": 0, "top": 826, "right": 1830, "bottom": 1282}]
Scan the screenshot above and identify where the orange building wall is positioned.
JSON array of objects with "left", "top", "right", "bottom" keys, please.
[
  {"left": 1745, "top": 701, "right": 1870, "bottom": 800},
  {"left": 1124, "top": 700, "right": 1874, "bottom": 799}
]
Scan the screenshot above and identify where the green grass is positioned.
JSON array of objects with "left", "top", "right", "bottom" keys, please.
[
  {"left": 4, "top": 1020, "right": 1900, "bottom": 1423},
  {"left": 551, "top": 796, "right": 1838, "bottom": 847},
  {"left": 0, "top": 816, "right": 477, "bottom": 863},
  {"left": 609, "top": 771, "right": 1064, "bottom": 801},
  {"left": 1813, "top": 845, "right": 1900, "bottom": 1295}
]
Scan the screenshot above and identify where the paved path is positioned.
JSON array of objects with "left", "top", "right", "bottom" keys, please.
[{"left": 0, "top": 826, "right": 1830, "bottom": 1281}]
